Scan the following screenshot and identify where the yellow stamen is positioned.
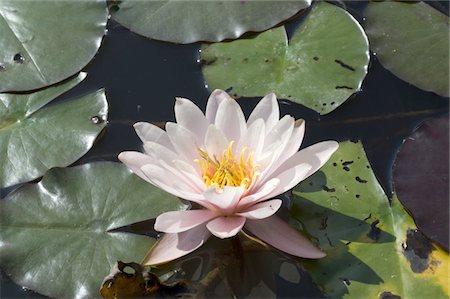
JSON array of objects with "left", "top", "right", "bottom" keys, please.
[{"left": 195, "top": 142, "right": 258, "bottom": 190}]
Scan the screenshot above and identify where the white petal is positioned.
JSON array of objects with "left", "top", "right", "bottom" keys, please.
[
  {"left": 155, "top": 210, "right": 217, "bottom": 233},
  {"left": 238, "top": 178, "right": 280, "bottom": 207},
  {"left": 133, "top": 122, "right": 173, "bottom": 150},
  {"left": 247, "top": 93, "right": 279, "bottom": 132},
  {"left": 204, "top": 124, "right": 229, "bottom": 160},
  {"left": 206, "top": 216, "right": 246, "bottom": 239},
  {"left": 142, "top": 224, "right": 211, "bottom": 265},
  {"left": 157, "top": 159, "right": 204, "bottom": 193},
  {"left": 263, "top": 163, "right": 312, "bottom": 200},
  {"left": 282, "top": 119, "right": 306, "bottom": 160},
  {"left": 205, "top": 89, "right": 233, "bottom": 123},
  {"left": 143, "top": 141, "right": 178, "bottom": 163},
  {"left": 214, "top": 96, "right": 246, "bottom": 143},
  {"left": 204, "top": 186, "right": 245, "bottom": 214},
  {"left": 175, "top": 97, "right": 209, "bottom": 140},
  {"left": 271, "top": 141, "right": 339, "bottom": 180},
  {"left": 118, "top": 151, "right": 154, "bottom": 183},
  {"left": 236, "top": 118, "right": 265, "bottom": 157},
  {"left": 245, "top": 215, "right": 326, "bottom": 259},
  {"left": 237, "top": 199, "right": 282, "bottom": 219},
  {"left": 165, "top": 122, "right": 201, "bottom": 164}
]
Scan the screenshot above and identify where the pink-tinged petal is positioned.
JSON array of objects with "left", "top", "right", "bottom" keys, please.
[
  {"left": 133, "top": 122, "right": 174, "bottom": 150},
  {"left": 271, "top": 141, "right": 339, "bottom": 180},
  {"left": 206, "top": 216, "right": 246, "bottom": 239},
  {"left": 205, "top": 89, "right": 233, "bottom": 123},
  {"left": 245, "top": 215, "right": 326, "bottom": 259},
  {"left": 157, "top": 159, "right": 204, "bottom": 193},
  {"left": 214, "top": 96, "right": 246, "bottom": 143},
  {"left": 140, "top": 164, "right": 205, "bottom": 203},
  {"left": 204, "top": 124, "right": 229, "bottom": 160},
  {"left": 155, "top": 210, "right": 217, "bottom": 233},
  {"left": 239, "top": 178, "right": 280, "bottom": 207},
  {"left": 236, "top": 118, "right": 265, "bottom": 157},
  {"left": 204, "top": 186, "right": 245, "bottom": 213},
  {"left": 247, "top": 93, "right": 279, "bottom": 132},
  {"left": 263, "top": 163, "right": 312, "bottom": 200},
  {"left": 237, "top": 199, "right": 282, "bottom": 219},
  {"left": 282, "top": 119, "right": 306, "bottom": 160},
  {"left": 118, "top": 151, "right": 154, "bottom": 183},
  {"left": 142, "top": 224, "right": 211, "bottom": 265},
  {"left": 165, "top": 122, "right": 201, "bottom": 164},
  {"left": 143, "top": 141, "right": 178, "bottom": 163},
  {"left": 175, "top": 97, "right": 209, "bottom": 140}
]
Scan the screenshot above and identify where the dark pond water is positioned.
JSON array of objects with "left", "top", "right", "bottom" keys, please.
[{"left": 1, "top": 1, "right": 448, "bottom": 298}]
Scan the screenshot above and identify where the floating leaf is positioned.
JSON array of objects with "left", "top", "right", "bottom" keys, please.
[
  {"left": 201, "top": 2, "right": 369, "bottom": 115},
  {"left": 110, "top": 0, "right": 310, "bottom": 44},
  {"left": 0, "top": 0, "right": 107, "bottom": 92},
  {"left": 393, "top": 115, "right": 449, "bottom": 249},
  {"left": 365, "top": 1, "right": 449, "bottom": 97},
  {"left": 292, "top": 141, "right": 449, "bottom": 298},
  {"left": 0, "top": 73, "right": 107, "bottom": 188},
  {"left": 0, "top": 162, "right": 188, "bottom": 299}
]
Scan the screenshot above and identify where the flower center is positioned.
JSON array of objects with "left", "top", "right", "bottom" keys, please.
[{"left": 196, "top": 142, "right": 257, "bottom": 190}]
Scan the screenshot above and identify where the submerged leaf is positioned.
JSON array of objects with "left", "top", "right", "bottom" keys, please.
[
  {"left": 393, "top": 115, "right": 449, "bottom": 249},
  {"left": 111, "top": 0, "right": 310, "bottom": 44},
  {"left": 0, "top": 0, "right": 107, "bottom": 92},
  {"left": 365, "top": 1, "right": 449, "bottom": 97},
  {"left": 292, "top": 141, "right": 449, "bottom": 298},
  {"left": 0, "top": 73, "right": 107, "bottom": 188},
  {"left": 0, "top": 162, "right": 188, "bottom": 299},
  {"left": 201, "top": 2, "right": 369, "bottom": 114}
]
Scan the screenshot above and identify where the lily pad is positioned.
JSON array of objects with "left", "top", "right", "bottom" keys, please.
[
  {"left": 393, "top": 115, "right": 449, "bottom": 249},
  {"left": 365, "top": 1, "right": 449, "bottom": 97},
  {"left": 201, "top": 2, "right": 369, "bottom": 115},
  {"left": 0, "top": 162, "right": 188, "bottom": 299},
  {"left": 110, "top": 0, "right": 310, "bottom": 44},
  {"left": 0, "top": 0, "right": 107, "bottom": 92},
  {"left": 0, "top": 73, "right": 107, "bottom": 188},
  {"left": 292, "top": 141, "right": 449, "bottom": 298}
]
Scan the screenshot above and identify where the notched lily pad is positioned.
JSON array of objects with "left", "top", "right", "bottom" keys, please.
[
  {"left": 365, "top": 1, "right": 449, "bottom": 97},
  {"left": 0, "top": 162, "right": 188, "bottom": 299},
  {"left": 0, "top": 73, "right": 107, "bottom": 188},
  {"left": 393, "top": 115, "right": 449, "bottom": 249},
  {"left": 292, "top": 141, "right": 449, "bottom": 298},
  {"left": 0, "top": 0, "right": 108, "bottom": 92},
  {"left": 201, "top": 2, "right": 369, "bottom": 114},
  {"left": 110, "top": 0, "right": 310, "bottom": 44}
]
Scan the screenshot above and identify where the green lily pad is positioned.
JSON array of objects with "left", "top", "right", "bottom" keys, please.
[
  {"left": 0, "top": 162, "right": 188, "bottom": 299},
  {"left": 110, "top": 0, "right": 310, "bottom": 44},
  {"left": 0, "top": 73, "right": 107, "bottom": 188},
  {"left": 292, "top": 141, "right": 449, "bottom": 298},
  {"left": 365, "top": 1, "right": 449, "bottom": 97},
  {"left": 0, "top": 0, "right": 107, "bottom": 92},
  {"left": 201, "top": 2, "right": 369, "bottom": 115}
]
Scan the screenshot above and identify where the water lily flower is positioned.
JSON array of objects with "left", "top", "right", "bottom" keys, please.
[{"left": 119, "top": 90, "right": 338, "bottom": 265}]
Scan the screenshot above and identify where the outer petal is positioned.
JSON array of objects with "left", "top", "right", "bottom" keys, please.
[
  {"left": 165, "top": 122, "right": 201, "bottom": 164},
  {"left": 133, "top": 122, "right": 174, "bottom": 150},
  {"left": 214, "top": 96, "right": 246, "bottom": 143},
  {"left": 206, "top": 216, "right": 246, "bottom": 239},
  {"left": 245, "top": 215, "right": 326, "bottom": 259},
  {"left": 271, "top": 141, "right": 339, "bottom": 180},
  {"left": 205, "top": 89, "right": 233, "bottom": 123},
  {"left": 263, "top": 163, "right": 312, "bottom": 200},
  {"left": 155, "top": 210, "right": 217, "bottom": 233},
  {"left": 237, "top": 199, "right": 282, "bottom": 219},
  {"left": 239, "top": 178, "right": 280, "bottom": 207},
  {"left": 142, "top": 224, "right": 211, "bottom": 265},
  {"left": 247, "top": 93, "right": 279, "bottom": 132},
  {"left": 175, "top": 97, "right": 209, "bottom": 141},
  {"left": 118, "top": 151, "right": 154, "bottom": 183},
  {"left": 204, "top": 186, "right": 245, "bottom": 214}
]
